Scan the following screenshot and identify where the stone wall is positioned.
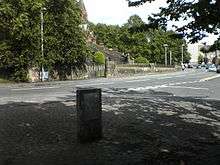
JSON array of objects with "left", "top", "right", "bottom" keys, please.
[
  {"left": 108, "top": 64, "right": 180, "bottom": 78},
  {"left": 28, "top": 64, "right": 179, "bottom": 82},
  {"left": 28, "top": 68, "right": 40, "bottom": 82}
]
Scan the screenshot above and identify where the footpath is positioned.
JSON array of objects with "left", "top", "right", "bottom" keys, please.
[{"left": 0, "top": 89, "right": 219, "bottom": 165}]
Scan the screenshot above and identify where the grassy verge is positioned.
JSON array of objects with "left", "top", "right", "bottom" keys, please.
[{"left": 0, "top": 78, "right": 11, "bottom": 83}]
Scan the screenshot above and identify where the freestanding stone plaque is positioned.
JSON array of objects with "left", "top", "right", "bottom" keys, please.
[{"left": 77, "top": 88, "right": 102, "bottom": 143}]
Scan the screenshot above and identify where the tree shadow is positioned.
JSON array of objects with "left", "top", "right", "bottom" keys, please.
[{"left": 0, "top": 92, "right": 219, "bottom": 165}]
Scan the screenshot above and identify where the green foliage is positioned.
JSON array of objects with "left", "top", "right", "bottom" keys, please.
[
  {"left": 134, "top": 56, "right": 149, "bottom": 64},
  {"left": 89, "top": 23, "right": 121, "bottom": 49},
  {"left": 124, "top": 15, "right": 144, "bottom": 28},
  {"left": 198, "top": 53, "right": 204, "bottom": 64},
  {"left": 0, "top": 78, "right": 10, "bottom": 83},
  {"left": 204, "top": 39, "right": 220, "bottom": 53},
  {"left": 90, "top": 15, "right": 189, "bottom": 65},
  {"left": 127, "top": 0, "right": 220, "bottom": 43},
  {"left": 93, "top": 51, "right": 105, "bottom": 65},
  {"left": 0, "top": 0, "right": 87, "bottom": 81}
]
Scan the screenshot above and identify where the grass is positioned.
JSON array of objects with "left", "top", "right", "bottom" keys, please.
[{"left": 0, "top": 78, "right": 11, "bottom": 83}]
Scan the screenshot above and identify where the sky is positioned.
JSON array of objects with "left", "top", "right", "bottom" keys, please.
[
  {"left": 83, "top": 0, "right": 218, "bottom": 45},
  {"left": 84, "top": 0, "right": 167, "bottom": 26}
]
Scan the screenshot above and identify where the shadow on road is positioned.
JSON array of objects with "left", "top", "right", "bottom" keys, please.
[{"left": 0, "top": 92, "right": 219, "bottom": 165}]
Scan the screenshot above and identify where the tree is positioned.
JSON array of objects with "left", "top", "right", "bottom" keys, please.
[
  {"left": 93, "top": 51, "right": 105, "bottom": 65},
  {"left": 124, "top": 14, "right": 144, "bottom": 28},
  {"left": 44, "top": 0, "right": 88, "bottom": 80},
  {"left": 198, "top": 54, "right": 204, "bottom": 64},
  {"left": 0, "top": 0, "right": 43, "bottom": 81},
  {"left": 91, "top": 15, "right": 189, "bottom": 65},
  {"left": 89, "top": 23, "right": 121, "bottom": 49},
  {"left": 0, "top": 0, "right": 87, "bottom": 81},
  {"left": 206, "top": 39, "right": 220, "bottom": 53},
  {"left": 134, "top": 56, "right": 149, "bottom": 64},
  {"left": 126, "top": 0, "right": 220, "bottom": 43}
]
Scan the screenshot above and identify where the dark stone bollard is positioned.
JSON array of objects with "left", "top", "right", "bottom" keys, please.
[{"left": 77, "top": 88, "right": 102, "bottom": 143}]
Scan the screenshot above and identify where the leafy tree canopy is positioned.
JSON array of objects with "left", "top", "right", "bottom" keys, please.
[
  {"left": 198, "top": 53, "right": 204, "bottom": 64},
  {"left": 93, "top": 51, "right": 105, "bottom": 65},
  {"left": 126, "top": 0, "right": 220, "bottom": 43},
  {"left": 134, "top": 56, "right": 149, "bottom": 64},
  {"left": 0, "top": 0, "right": 88, "bottom": 81},
  {"left": 89, "top": 15, "right": 191, "bottom": 65}
]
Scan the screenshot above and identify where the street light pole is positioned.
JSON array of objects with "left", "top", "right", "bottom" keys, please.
[
  {"left": 181, "top": 44, "right": 184, "bottom": 64},
  {"left": 40, "top": 8, "right": 46, "bottom": 82},
  {"left": 163, "top": 44, "right": 168, "bottom": 66},
  {"left": 170, "top": 51, "right": 172, "bottom": 66}
]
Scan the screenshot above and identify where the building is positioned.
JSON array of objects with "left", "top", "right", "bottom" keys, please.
[
  {"left": 78, "top": 0, "right": 88, "bottom": 31},
  {"left": 188, "top": 44, "right": 201, "bottom": 64},
  {"left": 77, "top": 0, "right": 96, "bottom": 43},
  {"left": 188, "top": 43, "right": 218, "bottom": 64}
]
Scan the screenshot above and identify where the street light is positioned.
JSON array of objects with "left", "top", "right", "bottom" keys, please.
[
  {"left": 169, "top": 51, "right": 172, "bottom": 66},
  {"left": 40, "top": 7, "right": 46, "bottom": 82},
  {"left": 163, "top": 44, "right": 168, "bottom": 66},
  {"left": 181, "top": 44, "right": 185, "bottom": 64}
]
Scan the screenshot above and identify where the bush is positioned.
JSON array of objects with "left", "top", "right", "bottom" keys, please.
[
  {"left": 134, "top": 56, "right": 149, "bottom": 64},
  {"left": 198, "top": 53, "right": 204, "bottom": 64},
  {"left": 93, "top": 51, "right": 105, "bottom": 65}
]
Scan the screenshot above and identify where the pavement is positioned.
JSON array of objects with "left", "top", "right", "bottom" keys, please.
[{"left": 0, "top": 69, "right": 220, "bottom": 165}]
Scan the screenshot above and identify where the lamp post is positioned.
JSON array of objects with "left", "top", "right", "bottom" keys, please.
[
  {"left": 181, "top": 44, "right": 185, "bottom": 64},
  {"left": 40, "top": 7, "right": 46, "bottom": 82},
  {"left": 163, "top": 44, "right": 168, "bottom": 66},
  {"left": 170, "top": 51, "right": 172, "bottom": 66}
]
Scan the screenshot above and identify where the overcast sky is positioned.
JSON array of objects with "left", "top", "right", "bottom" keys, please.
[
  {"left": 84, "top": 0, "right": 167, "bottom": 25},
  {"left": 83, "top": 0, "right": 217, "bottom": 44}
]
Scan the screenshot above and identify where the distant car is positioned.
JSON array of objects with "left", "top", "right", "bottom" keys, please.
[
  {"left": 201, "top": 63, "right": 206, "bottom": 68},
  {"left": 208, "top": 64, "right": 217, "bottom": 72},
  {"left": 188, "top": 63, "right": 193, "bottom": 68},
  {"left": 206, "top": 64, "right": 212, "bottom": 69},
  {"left": 217, "top": 65, "right": 220, "bottom": 73},
  {"left": 196, "top": 65, "right": 202, "bottom": 69}
]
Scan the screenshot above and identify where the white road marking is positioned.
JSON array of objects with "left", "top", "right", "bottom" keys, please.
[
  {"left": 125, "top": 74, "right": 187, "bottom": 83},
  {"left": 167, "top": 86, "right": 209, "bottom": 90},
  {"left": 200, "top": 75, "right": 220, "bottom": 82},
  {"left": 127, "top": 80, "right": 203, "bottom": 92},
  {"left": 128, "top": 84, "right": 168, "bottom": 91}
]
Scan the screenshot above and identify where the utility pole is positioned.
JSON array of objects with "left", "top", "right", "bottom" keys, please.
[
  {"left": 170, "top": 51, "right": 172, "bottom": 66},
  {"left": 163, "top": 44, "right": 168, "bottom": 66},
  {"left": 40, "top": 8, "right": 46, "bottom": 82},
  {"left": 181, "top": 44, "right": 184, "bottom": 64}
]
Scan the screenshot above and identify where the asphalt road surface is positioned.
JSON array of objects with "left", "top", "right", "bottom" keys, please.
[
  {"left": 0, "top": 68, "right": 220, "bottom": 165},
  {"left": 0, "top": 69, "right": 220, "bottom": 104}
]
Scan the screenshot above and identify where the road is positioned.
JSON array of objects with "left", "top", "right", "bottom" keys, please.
[
  {"left": 0, "top": 69, "right": 220, "bottom": 104},
  {"left": 0, "top": 69, "right": 220, "bottom": 165}
]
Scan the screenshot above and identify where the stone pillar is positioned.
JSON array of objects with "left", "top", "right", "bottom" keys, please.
[{"left": 77, "top": 88, "right": 102, "bottom": 143}]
